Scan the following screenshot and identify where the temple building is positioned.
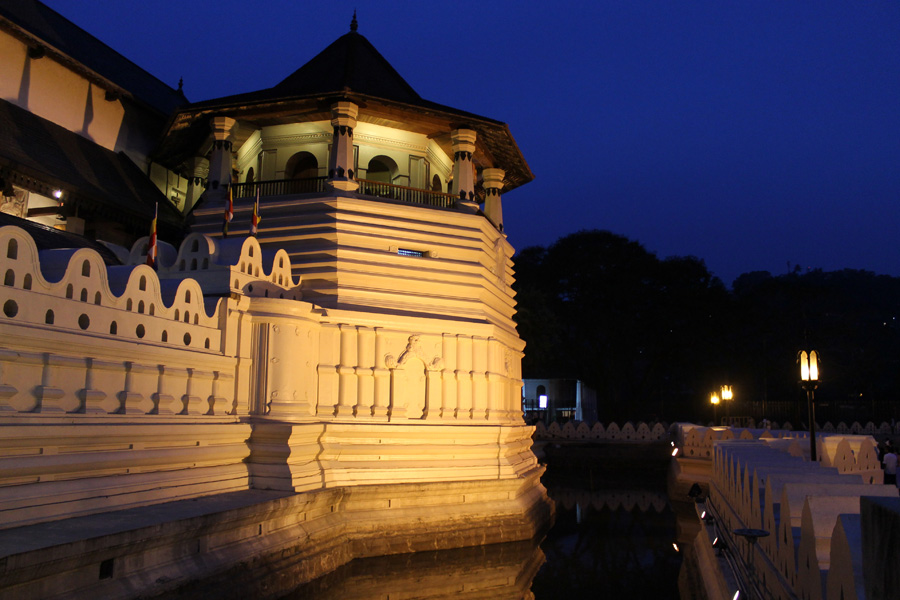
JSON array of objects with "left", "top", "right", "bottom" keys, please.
[{"left": 0, "top": 2, "right": 551, "bottom": 597}]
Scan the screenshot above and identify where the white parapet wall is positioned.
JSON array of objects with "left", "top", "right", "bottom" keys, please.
[
  {"left": 0, "top": 225, "right": 552, "bottom": 598},
  {"left": 684, "top": 427, "right": 898, "bottom": 600}
]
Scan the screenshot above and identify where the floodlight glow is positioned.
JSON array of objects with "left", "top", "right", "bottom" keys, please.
[
  {"left": 538, "top": 394, "right": 547, "bottom": 409},
  {"left": 672, "top": 543, "right": 679, "bottom": 552},
  {"left": 672, "top": 447, "right": 679, "bottom": 456},
  {"left": 733, "top": 591, "right": 740, "bottom": 600},
  {"left": 52, "top": 189, "right": 63, "bottom": 199}
]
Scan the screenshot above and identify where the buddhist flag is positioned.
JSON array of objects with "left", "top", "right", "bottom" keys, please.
[
  {"left": 146, "top": 202, "right": 158, "bottom": 270},
  {"left": 222, "top": 184, "right": 234, "bottom": 237},
  {"left": 250, "top": 186, "right": 261, "bottom": 237}
]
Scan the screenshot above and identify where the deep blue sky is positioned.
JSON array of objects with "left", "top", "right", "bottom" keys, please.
[{"left": 44, "top": 1, "right": 900, "bottom": 286}]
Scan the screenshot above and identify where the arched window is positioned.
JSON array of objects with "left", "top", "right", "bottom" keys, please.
[
  {"left": 245, "top": 167, "right": 255, "bottom": 185},
  {"left": 366, "top": 156, "right": 398, "bottom": 184},
  {"left": 285, "top": 152, "right": 317, "bottom": 179},
  {"left": 432, "top": 174, "right": 443, "bottom": 192}
]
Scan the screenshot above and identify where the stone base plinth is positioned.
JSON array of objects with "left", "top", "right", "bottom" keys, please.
[{"left": 0, "top": 472, "right": 553, "bottom": 600}]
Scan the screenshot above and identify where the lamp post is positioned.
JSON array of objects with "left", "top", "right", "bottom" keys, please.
[
  {"left": 798, "top": 350, "right": 819, "bottom": 462},
  {"left": 710, "top": 392, "right": 720, "bottom": 425},
  {"left": 721, "top": 385, "right": 733, "bottom": 427}
]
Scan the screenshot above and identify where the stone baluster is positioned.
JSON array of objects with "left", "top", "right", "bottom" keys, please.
[
  {"left": 441, "top": 334, "right": 457, "bottom": 419},
  {"left": 316, "top": 324, "right": 340, "bottom": 417},
  {"left": 451, "top": 128, "right": 478, "bottom": 211},
  {"left": 372, "top": 328, "right": 390, "bottom": 420},
  {"left": 117, "top": 361, "right": 144, "bottom": 414},
  {"left": 35, "top": 353, "right": 65, "bottom": 413},
  {"left": 471, "top": 336, "right": 488, "bottom": 421},
  {"left": 485, "top": 337, "right": 502, "bottom": 421},
  {"left": 482, "top": 168, "right": 505, "bottom": 232},
  {"left": 456, "top": 335, "right": 473, "bottom": 419},
  {"left": 151, "top": 365, "right": 177, "bottom": 415},
  {"left": 78, "top": 357, "right": 107, "bottom": 414},
  {"left": 327, "top": 101, "right": 359, "bottom": 191},
  {"left": 0, "top": 349, "right": 19, "bottom": 412},
  {"left": 181, "top": 367, "right": 206, "bottom": 416},
  {"left": 335, "top": 324, "right": 357, "bottom": 417},
  {"left": 207, "top": 370, "right": 229, "bottom": 415},
  {"left": 355, "top": 327, "right": 375, "bottom": 417}
]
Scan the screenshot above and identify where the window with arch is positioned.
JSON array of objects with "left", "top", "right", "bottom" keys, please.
[
  {"left": 245, "top": 167, "right": 255, "bottom": 185},
  {"left": 432, "top": 174, "right": 443, "bottom": 192},
  {"left": 366, "top": 155, "right": 398, "bottom": 184},
  {"left": 285, "top": 151, "right": 318, "bottom": 193}
]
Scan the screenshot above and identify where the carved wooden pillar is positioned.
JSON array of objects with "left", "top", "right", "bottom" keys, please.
[
  {"left": 327, "top": 101, "right": 359, "bottom": 192},
  {"left": 482, "top": 167, "right": 505, "bottom": 232},
  {"left": 208, "top": 116, "right": 237, "bottom": 205},
  {"left": 451, "top": 128, "right": 478, "bottom": 211}
]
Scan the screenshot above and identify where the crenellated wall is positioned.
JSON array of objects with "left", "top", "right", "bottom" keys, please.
[
  {"left": 687, "top": 431, "right": 898, "bottom": 600},
  {"left": 0, "top": 224, "right": 549, "bottom": 584}
]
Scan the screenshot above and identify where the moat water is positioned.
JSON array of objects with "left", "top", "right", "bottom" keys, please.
[{"left": 280, "top": 442, "right": 685, "bottom": 599}]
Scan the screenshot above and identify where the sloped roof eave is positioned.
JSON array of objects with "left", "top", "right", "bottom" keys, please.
[{"left": 158, "top": 91, "right": 534, "bottom": 192}]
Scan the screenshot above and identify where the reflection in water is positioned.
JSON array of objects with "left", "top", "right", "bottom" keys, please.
[
  {"left": 183, "top": 454, "right": 685, "bottom": 599},
  {"left": 281, "top": 539, "right": 545, "bottom": 600},
  {"left": 271, "top": 485, "right": 681, "bottom": 600},
  {"left": 531, "top": 486, "right": 682, "bottom": 599}
]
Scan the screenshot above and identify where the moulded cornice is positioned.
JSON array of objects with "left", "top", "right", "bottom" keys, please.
[
  {"left": 354, "top": 133, "right": 426, "bottom": 154},
  {"left": 261, "top": 132, "right": 331, "bottom": 150}
]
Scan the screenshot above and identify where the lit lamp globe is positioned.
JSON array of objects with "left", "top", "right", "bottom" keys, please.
[
  {"left": 710, "top": 392, "right": 720, "bottom": 425},
  {"left": 798, "top": 350, "right": 819, "bottom": 462}
]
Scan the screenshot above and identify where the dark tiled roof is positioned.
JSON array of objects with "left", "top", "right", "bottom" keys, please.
[
  {"left": 0, "top": 0, "right": 186, "bottom": 115},
  {"left": 160, "top": 29, "right": 534, "bottom": 191},
  {"left": 273, "top": 30, "right": 421, "bottom": 103},
  {"left": 0, "top": 211, "right": 122, "bottom": 265},
  {"left": 0, "top": 98, "right": 182, "bottom": 231}
]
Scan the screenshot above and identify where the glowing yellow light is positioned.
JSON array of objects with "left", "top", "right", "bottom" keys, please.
[
  {"left": 721, "top": 385, "right": 733, "bottom": 401},
  {"left": 710, "top": 392, "right": 720, "bottom": 406},
  {"left": 52, "top": 189, "right": 63, "bottom": 199},
  {"left": 800, "top": 350, "right": 819, "bottom": 382},
  {"left": 672, "top": 447, "right": 679, "bottom": 456}
]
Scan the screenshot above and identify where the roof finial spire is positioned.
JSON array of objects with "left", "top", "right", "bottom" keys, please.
[
  {"left": 177, "top": 77, "right": 183, "bottom": 91},
  {"left": 350, "top": 10, "right": 358, "bottom": 32}
]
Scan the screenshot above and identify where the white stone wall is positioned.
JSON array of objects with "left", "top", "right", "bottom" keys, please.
[{"left": 0, "top": 225, "right": 536, "bottom": 528}]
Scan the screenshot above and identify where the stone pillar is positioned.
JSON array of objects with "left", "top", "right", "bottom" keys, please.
[
  {"left": 451, "top": 128, "right": 478, "bottom": 211},
  {"left": 208, "top": 116, "right": 237, "bottom": 204},
  {"left": 482, "top": 168, "right": 505, "bottom": 232},
  {"left": 184, "top": 156, "right": 209, "bottom": 212},
  {"left": 327, "top": 101, "right": 359, "bottom": 192}
]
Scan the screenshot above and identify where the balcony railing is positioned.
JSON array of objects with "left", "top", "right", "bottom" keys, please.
[
  {"left": 231, "top": 177, "right": 328, "bottom": 199},
  {"left": 357, "top": 178, "right": 458, "bottom": 209},
  {"left": 229, "top": 177, "right": 459, "bottom": 210}
]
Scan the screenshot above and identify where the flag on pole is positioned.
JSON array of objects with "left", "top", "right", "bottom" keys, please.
[
  {"left": 222, "top": 184, "right": 234, "bottom": 237},
  {"left": 146, "top": 202, "right": 158, "bottom": 270},
  {"left": 250, "top": 186, "right": 261, "bottom": 237}
]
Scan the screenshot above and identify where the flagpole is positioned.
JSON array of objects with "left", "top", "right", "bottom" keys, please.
[
  {"left": 251, "top": 185, "right": 260, "bottom": 237},
  {"left": 146, "top": 202, "right": 158, "bottom": 270},
  {"left": 223, "top": 184, "right": 234, "bottom": 238}
]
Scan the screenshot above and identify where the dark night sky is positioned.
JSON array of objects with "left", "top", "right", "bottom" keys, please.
[{"left": 43, "top": 0, "right": 900, "bottom": 286}]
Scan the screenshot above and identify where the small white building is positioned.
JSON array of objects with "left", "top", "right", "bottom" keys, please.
[{"left": 523, "top": 378, "right": 598, "bottom": 424}]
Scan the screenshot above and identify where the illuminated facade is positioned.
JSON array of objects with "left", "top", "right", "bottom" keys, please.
[{"left": 0, "top": 3, "right": 550, "bottom": 597}]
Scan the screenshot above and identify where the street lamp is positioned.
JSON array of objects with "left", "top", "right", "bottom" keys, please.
[
  {"left": 798, "top": 350, "right": 819, "bottom": 462},
  {"left": 710, "top": 392, "right": 720, "bottom": 425},
  {"left": 721, "top": 385, "right": 733, "bottom": 426}
]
